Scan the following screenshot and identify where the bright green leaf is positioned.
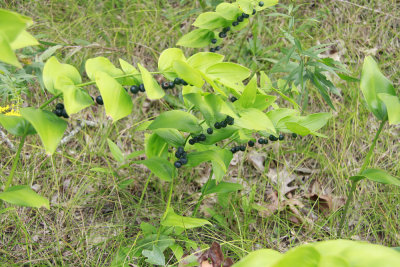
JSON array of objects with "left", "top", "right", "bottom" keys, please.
[
  {"left": 206, "top": 62, "right": 250, "bottom": 88},
  {"left": 154, "top": 128, "right": 186, "bottom": 147},
  {"left": 145, "top": 133, "right": 168, "bottom": 159},
  {"left": 20, "top": 108, "right": 67, "bottom": 155},
  {"left": 161, "top": 208, "right": 211, "bottom": 229},
  {"left": 233, "top": 249, "right": 282, "bottom": 267},
  {"left": 85, "top": 57, "right": 124, "bottom": 81},
  {"left": 361, "top": 168, "right": 400, "bottom": 186},
  {"left": 158, "top": 48, "right": 186, "bottom": 80},
  {"left": 142, "top": 245, "right": 165, "bottom": 266},
  {"left": 235, "top": 108, "right": 276, "bottom": 134},
  {"left": 173, "top": 60, "right": 204, "bottom": 88},
  {"left": 0, "top": 185, "right": 49, "bottom": 209},
  {"left": 148, "top": 110, "right": 202, "bottom": 133},
  {"left": 187, "top": 52, "right": 224, "bottom": 73},
  {"left": 378, "top": 93, "right": 400, "bottom": 125},
  {"left": 0, "top": 114, "right": 36, "bottom": 136},
  {"left": 216, "top": 3, "right": 242, "bottom": 20},
  {"left": 107, "top": 139, "right": 124, "bottom": 163},
  {"left": 193, "top": 12, "right": 228, "bottom": 30},
  {"left": 95, "top": 71, "right": 133, "bottom": 122},
  {"left": 138, "top": 63, "right": 165, "bottom": 100},
  {"left": 177, "top": 29, "right": 215, "bottom": 48},
  {"left": 139, "top": 157, "right": 176, "bottom": 182},
  {"left": 360, "top": 56, "right": 396, "bottom": 121},
  {"left": 238, "top": 75, "right": 258, "bottom": 108}
]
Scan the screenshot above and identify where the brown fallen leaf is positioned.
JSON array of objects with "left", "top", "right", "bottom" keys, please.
[{"left": 198, "top": 242, "right": 234, "bottom": 267}]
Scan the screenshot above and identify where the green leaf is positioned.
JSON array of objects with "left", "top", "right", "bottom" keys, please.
[
  {"left": 193, "top": 12, "right": 228, "bottom": 30},
  {"left": 145, "top": 133, "right": 168, "bottom": 159},
  {"left": 173, "top": 60, "right": 204, "bottom": 88},
  {"left": 236, "top": 108, "right": 276, "bottom": 134},
  {"left": 95, "top": 71, "right": 133, "bottom": 122},
  {"left": 186, "top": 150, "right": 227, "bottom": 174},
  {"left": 260, "top": 71, "right": 273, "bottom": 93},
  {"left": 119, "top": 58, "right": 141, "bottom": 84},
  {"left": 233, "top": 249, "right": 282, "bottom": 267},
  {"left": 273, "top": 246, "right": 320, "bottom": 267},
  {"left": 360, "top": 56, "right": 396, "bottom": 121},
  {"left": 148, "top": 110, "right": 202, "bottom": 133},
  {"left": 201, "top": 127, "right": 238, "bottom": 145},
  {"left": 0, "top": 114, "right": 36, "bottom": 136},
  {"left": 285, "top": 122, "right": 310, "bottom": 136},
  {"left": 43, "top": 56, "right": 82, "bottom": 95},
  {"left": 378, "top": 93, "right": 400, "bottom": 125},
  {"left": 158, "top": 48, "right": 186, "bottom": 80},
  {"left": 216, "top": 3, "right": 242, "bottom": 20},
  {"left": 10, "top": 30, "right": 39, "bottom": 50},
  {"left": 203, "top": 180, "right": 243, "bottom": 195},
  {"left": 206, "top": 62, "right": 250, "bottom": 88},
  {"left": 238, "top": 75, "right": 258, "bottom": 108},
  {"left": 177, "top": 29, "right": 215, "bottom": 48},
  {"left": 360, "top": 168, "right": 400, "bottom": 186},
  {"left": 138, "top": 63, "right": 165, "bottom": 100},
  {"left": 55, "top": 76, "right": 93, "bottom": 115},
  {"left": 161, "top": 208, "right": 211, "bottom": 229},
  {"left": 184, "top": 93, "right": 216, "bottom": 123},
  {"left": 187, "top": 52, "right": 225, "bottom": 73},
  {"left": 0, "top": 185, "right": 49, "bottom": 209},
  {"left": 139, "top": 157, "right": 176, "bottom": 182},
  {"left": 85, "top": 57, "right": 124, "bottom": 81},
  {"left": 170, "top": 244, "right": 184, "bottom": 261},
  {"left": 107, "top": 139, "right": 124, "bottom": 163},
  {"left": 0, "top": 9, "right": 32, "bottom": 43},
  {"left": 0, "top": 34, "right": 21, "bottom": 68},
  {"left": 297, "top": 113, "right": 332, "bottom": 132},
  {"left": 20, "top": 108, "right": 67, "bottom": 155},
  {"left": 154, "top": 128, "right": 186, "bottom": 147},
  {"left": 142, "top": 245, "right": 165, "bottom": 266}
]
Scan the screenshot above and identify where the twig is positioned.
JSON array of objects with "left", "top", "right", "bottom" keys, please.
[
  {"left": 0, "top": 128, "right": 15, "bottom": 151},
  {"left": 60, "top": 119, "right": 98, "bottom": 145}
]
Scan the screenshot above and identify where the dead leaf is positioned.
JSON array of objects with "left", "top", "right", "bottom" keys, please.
[
  {"left": 197, "top": 242, "right": 233, "bottom": 267},
  {"left": 267, "top": 168, "right": 298, "bottom": 196},
  {"left": 247, "top": 151, "right": 265, "bottom": 172}
]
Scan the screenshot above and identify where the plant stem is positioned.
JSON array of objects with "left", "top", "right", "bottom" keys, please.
[
  {"left": 192, "top": 171, "right": 213, "bottom": 217},
  {"left": 132, "top": 173, "right": 153, "bottom": 223},
  {"left": 162, "top": 177, "right": 174, "bottom": 221},
  {"left": 4, "top": 134, "right": 26, "bottom": 191},
  {"left": 39, "top": 93, "right": 62, "bottom": 109},
  {"left": 338, "top": 119, "right": 386, "bottom": 236}
]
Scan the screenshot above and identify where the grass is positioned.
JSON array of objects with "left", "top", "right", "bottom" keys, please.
[{"left": 1, "top": 0, "right": 400, "bottom": 265}]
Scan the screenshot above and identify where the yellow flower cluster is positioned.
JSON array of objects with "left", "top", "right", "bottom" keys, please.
[{"left": 0, "top": 105, "right": 21, "bottom": 116}]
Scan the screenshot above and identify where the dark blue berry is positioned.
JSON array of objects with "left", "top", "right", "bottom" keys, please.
[
  {"left": 54, "top": 109, "right": 63, "bottom": 117},
  {"left": 174, "top": 78, "right": 182, "bottom": 85},
  {"left": 292, "top": 133, "right": 298, "bottom": 138},
  {"left": 189, "top": 139, "right": 196, "bottom": 145},
  {"left": 211, "top": 38, "right": 217, "bottom": 44},
  {"left": 61, "top": 109, "right": 69, "bottom": 119},
  {"left": 162, "top": 82, "right": 170, "bottom": 90},
  {"left": 207, "top": 128, "right": 213, "bottom": 135},
  {"left": 215, "top": 46, "right": 220, "bottom": 51},
  {"left": 182, "top": 80, "right": 188, "bottom": 86},
  {"left": 226, "top": 116, "right": 234, "bottom": 125},
  {"left": 230, "top": 147, "right": 236, "bottom": 153},
  {"left": 168, "top": 82, "right": 175, "bottom": 88},
  {"left": 96, "top": 96, "right": 104, "bottom": 105},
  {"left": 219, "top": 32, "right": 227, "bottom": 38},
  {"left": 139, "top": 84, "right": 145, "bottom": 92},
  {"left": 223, "top": 27, "right": 231, "bottom": 32},
  {"left": 174, "top": 161, "right": 182, "bottom": 168},
  {"left": 258, "top": 138, "right": 264, "bottom": 144},
  {"left": 214, "top": 122, "right": 221, "bottom": 129},
  {"left": 248, "top": 140, "right": 255, "bottom": 147},
  {"left": 198, "top": 134, "right": 206, "bottom": 142},
  {"left": 180, "top": 158, "right": 188, "bottom": 165},
  {"left": 269, "top": 135, "right": 278, "bottom": 141},
  {"left": 237, "top": 16, "right": 244, "bottom": 22},
  {"left": 130, "top": 85, "right": 139, "bottom": 94},
  {"left": 243, "top": 13, "right": 249, "bottom": 18},
  {"left": 240, "top": 145, "right": 246, "bottom": 151},
  {"left": 279, "top": 134, "right": 284, "bottom": 141},
  {"left": 177, "top": 147, "right": 184, "bottom": 154},
  {"left": 220, "top": 120, "right": 227, "bottom": 128},
  {"left": 259, "top": 1, "right": 264, "bottom": 7},
  {"left": 56, "top": 103, "right": 64, "bottom": 110},
  {"left": 230, "top": 96, "right": 238, "bottom": 102},
  {"left": 232, "top": 21, "right": 239, "bottom": 26},
  {"left": 252, "top": 9, "right": 256, "bottom": 15},
  {"left": 175, "top": 151, "right": 182, "bottom": 159},
  {"left": 210, "top": 48, "right": 216, "bottom": 52}
]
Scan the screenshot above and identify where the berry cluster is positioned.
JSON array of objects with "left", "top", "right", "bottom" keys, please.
[
  {"left": 174, "top": 146, "right": 188, "bottom": 168},
  {"left": 189, "top": 133, "right": 207, "bottom": 145},
  {"left": 53, "top": 103, "right": 69, "bottom": 119},
  {"left": 214, "top": 116, "right": 234, "bottom": 129},
  {"left": 230, "top": 96, "right": 238, "bottom": 103},
  {"left": 161, "top": 77, "right": 188, "bottom": 90},
  {"left": 129, "top": 84, "right": 146, "bottom": 94},
  {"left": 209, "top": 1, "right": 265, "bottom": 52},
  {"left": 230, "top": 144, "right": 246, "bottom": 154}
]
